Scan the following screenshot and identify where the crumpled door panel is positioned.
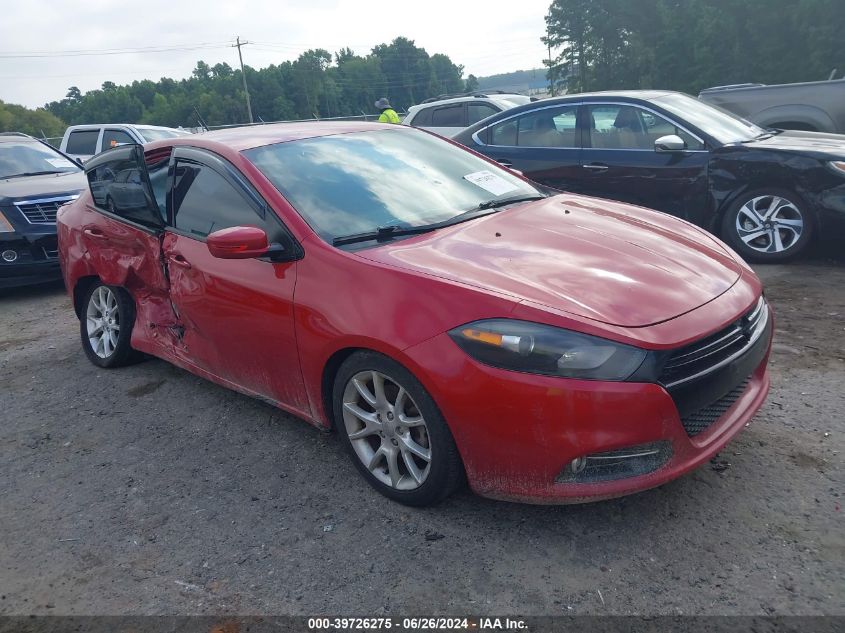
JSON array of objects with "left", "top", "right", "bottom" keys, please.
[{"left": 78, "top": 204, "right": 181, "bottom": 353}]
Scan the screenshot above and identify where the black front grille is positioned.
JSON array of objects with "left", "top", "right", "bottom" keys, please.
[
  {"left": 15, "top": 196, "right": 77, "bottom": 224},
  {"left": 660, "top": 297, "right": 766, "bottom": 387},
  {"left": 660, "top": 297, "right": 771, "bottom": 438},
  {"left": 680, "top": 377, "right": 750, "bottom": 436}
]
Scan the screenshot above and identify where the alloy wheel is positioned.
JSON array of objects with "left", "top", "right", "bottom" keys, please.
[
  {"left": 86, "top": 286, "right": 120, "bottom": 359},
  {"left": 341, "top": 370, "right": 432, "bottom": 490},
  {"left": 735, "top": 194, "right": 804, "bottom": 254}
]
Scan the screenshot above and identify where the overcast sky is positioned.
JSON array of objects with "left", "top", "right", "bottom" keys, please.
[{"left": 0, "top": 0, "right": 552, "bottom": 109}]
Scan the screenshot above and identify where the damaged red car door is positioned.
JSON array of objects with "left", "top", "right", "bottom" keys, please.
[
  {"left": 160, "top": 147, "right": 310, "bottom": 415},
  {"left": 81, "top": 145, "right": 176, "bottom": 345}
]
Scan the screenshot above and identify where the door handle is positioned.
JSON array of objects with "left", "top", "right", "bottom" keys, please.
[
  {"left": 83, "top": 228, "right": 106, "bottom": 238},
  {"left": 583, "top": 163, "right": 609, "bottom": 171},
  {"left": 495, "top": 159, "right": 514, "bottom": 168},
  {"left": 169, "top": 254, "right": 192, "bottom": 269}
]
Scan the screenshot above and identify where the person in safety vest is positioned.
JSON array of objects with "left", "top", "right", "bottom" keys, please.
[{"left": 375, "top": 98, "right": 401, "bottom": 124}]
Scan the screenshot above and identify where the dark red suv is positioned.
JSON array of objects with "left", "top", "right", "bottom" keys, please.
[{"left": 58, "top": 122, "right": 772, "bottom": 506}]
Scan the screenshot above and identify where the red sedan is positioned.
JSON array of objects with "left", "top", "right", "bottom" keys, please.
[{"left": 57, "top": 122, "right": 772, "bottom": 506}]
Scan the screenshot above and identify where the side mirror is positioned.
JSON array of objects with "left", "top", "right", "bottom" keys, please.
[
  {"left": 207, "top": 226, "right": 280, "bottom": 259},
  {"left": 655, "top": 134, "right": 686, "bottom": 152}
]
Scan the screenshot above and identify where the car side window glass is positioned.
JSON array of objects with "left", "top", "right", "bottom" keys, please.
[
  {"left": 171, "top": 160, "right": 264, "bottom": 238},
  {"left": 588, "top": 105, "right": 653, "bottom": 149},
  {"left": 87, "top": 154, "right": 159, "bottom": 227},
  {"left": 467, "top": 103, "right": 499, "bottom": 125},
  {"left": 146, "top": 158, "right": 169, "bottom": 220},
  {"left": 411, "top": 107, "right": 432, "bottom": 127},
  {"left": 637, "top": 110, "right": 705, "bottom": 150},
  {"left": 103, "top": 129, "right": 136, "bottom": 150},
  {"left": 516, "top": 106, "right": 579, "bottom": 147},
  {"left": 431, "top": 104, "right": 463, "bottom": 127},
  {"left": 66, "top": 130, "right": 99, "bottom": 155},
  {"left": 490, "top": 119, "right": 518, "bottom": 145}
]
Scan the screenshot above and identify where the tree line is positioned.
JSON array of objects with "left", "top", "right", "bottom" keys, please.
[
  {"left": 39, "top": 37, "right": 467, "bottom": 130},
  {"left": 544, "top": 0, "right": 845, "bottom": 95}
]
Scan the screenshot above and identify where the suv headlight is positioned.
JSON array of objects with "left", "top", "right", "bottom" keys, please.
[
  {"left": 0, "top": 210, "right": 15, "bottom": 233},
  {"left": 829, "top": 161, "right": 845, "bottom": 177},
  {"left": 448, "top": 319, "right": 647, "bottom": 381}
]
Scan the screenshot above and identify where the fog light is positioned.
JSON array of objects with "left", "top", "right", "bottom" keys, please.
[
  {"left": 569, "top": 456, "right": 587, "bottom": 474},
  {"left": 1, "top": 249, "right": 17, "bottom": 263},
  {"left": 556, "top": 441, "right": 673, "bottom": 484}
]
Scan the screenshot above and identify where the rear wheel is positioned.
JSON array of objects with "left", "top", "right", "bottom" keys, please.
[
  {"left": 333, "top": 352, "right": 464, "bottom": 506},
  {"left": 80, "top": 282, "right": 141, "bottom": 368},
  {"left": 721, "top": 189, "right": 813, "bottom": 263}
]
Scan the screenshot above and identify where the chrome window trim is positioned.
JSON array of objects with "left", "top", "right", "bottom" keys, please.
[{"left": 472, "top": 100, "right": 709, "bottom": 153}]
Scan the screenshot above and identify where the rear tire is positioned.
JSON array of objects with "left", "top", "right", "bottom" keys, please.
[
  {"left": 80, "top": 282, "right": 142, "bottom": 368},
  {"left": 333, "top": 351, "right": 464, "bottom": 506},
  {"left": 721, "top": 188, "right": 813, "bottom": 263}
]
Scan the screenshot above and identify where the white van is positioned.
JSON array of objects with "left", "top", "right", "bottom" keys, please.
[{"left": 59, "top": 124, "right": 190, "bottom": 162}]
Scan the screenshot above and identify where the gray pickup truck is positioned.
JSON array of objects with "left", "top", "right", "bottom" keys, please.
[{"left": 699, "top": 77, "right": 845, "bottom": 133}]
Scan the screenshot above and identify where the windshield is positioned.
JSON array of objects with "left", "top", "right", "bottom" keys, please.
[
  {"left": 651, "top": 93, "right": 767, "bottom": 144},
  {"left": 137, "top": 128, "right": 188, "bottom": 142},
  {"left": 0, "top": 140, "right": 81, "bottom": 179},
  {"left": 245, "top": 128, "right": 541, "bottom": 244}
]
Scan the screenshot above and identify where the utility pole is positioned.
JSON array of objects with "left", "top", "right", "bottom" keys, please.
[
  {"left": 548, "top": 42, "right": 555, "bottom": 97},
  {"left": 233, "top": 36, "right": 254, "bottom": 123}
]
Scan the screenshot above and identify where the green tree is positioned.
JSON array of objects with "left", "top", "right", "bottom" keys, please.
[{"left": 0, "top": 100, "right": 67, "bottom": 137}]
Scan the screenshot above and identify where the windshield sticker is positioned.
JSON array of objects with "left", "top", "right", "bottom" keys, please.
[
  {"left": 463, "top": 170, "right": 519, "bottom": 197},
  {"left": 45, "top": 157, "right": 75, "bottom": 168}
]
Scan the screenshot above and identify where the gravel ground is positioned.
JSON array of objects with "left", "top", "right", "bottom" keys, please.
[{"left": 0, "top": 260, "right": 842, "bottom": 617}]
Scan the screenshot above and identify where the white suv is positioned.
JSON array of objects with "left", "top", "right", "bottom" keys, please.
[
  {"left": 404, "top": 92, "right": 533, "bottom": 138},
  {"left": 59, "top": 124, "right": 190, "bottom": 162}
]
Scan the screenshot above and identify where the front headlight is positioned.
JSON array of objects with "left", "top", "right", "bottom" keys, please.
[
  {"left": 0, "top": 210, "right": 15, "bottom": 233},
  {"left": 448, "top": 319, "right": 647, "bottom": 381},
  {"left": 829, "top": 161, "right": 845, "bottom": 177}
]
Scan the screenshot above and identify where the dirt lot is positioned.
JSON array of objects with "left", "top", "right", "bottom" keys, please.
[{"left": 0, "top": 260, "right": 842, "bottom": 617}]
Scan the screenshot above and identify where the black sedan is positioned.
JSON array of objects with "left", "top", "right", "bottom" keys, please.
[
  {"left": 452, "top": 91, "right": 845, "bottom": 262},
  {"left": 0, "top": 133, "right": 86, "bottom": 289}
]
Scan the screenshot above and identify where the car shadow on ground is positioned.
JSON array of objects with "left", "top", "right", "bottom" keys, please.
[{"left": 0, "top": 279, "right": 66, "bottom": 300}]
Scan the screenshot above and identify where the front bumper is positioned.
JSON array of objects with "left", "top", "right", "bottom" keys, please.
[
  {"left": 403, "top": 309, "right": 772, "bottom": 504},
  {"left": 0, "top": 232, "right": 62, "bottom": 289}
]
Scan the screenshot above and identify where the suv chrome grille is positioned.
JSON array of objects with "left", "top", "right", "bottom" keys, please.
[{"left": 14, "top": 195, "right": 78, "bottom": 224}]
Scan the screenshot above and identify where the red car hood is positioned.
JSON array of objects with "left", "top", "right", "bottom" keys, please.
[{"left": 359, "top": 194, "right": 743, "bottom": 328}]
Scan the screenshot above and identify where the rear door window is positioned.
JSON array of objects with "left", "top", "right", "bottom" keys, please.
[
  {"left": 467, "top": 103, "right": 499, "bottom": 125},
  {"left": 410, "top": 107, "right": 433, "bottom": 127},
  {"left": 488, "top": 105, "right": 580, "bottom": 148},
  {"left": 431, "top": 104, "right": 464, "bottom": 127},
  {"left": 66, "top": 130, "right": 99, "bottom": 155},
  {"left": 84, "top": 144, "right": 164, "bottom": 229}
]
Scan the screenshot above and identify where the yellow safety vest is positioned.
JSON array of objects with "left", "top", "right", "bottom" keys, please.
[{"left": 378, "top": 108, "right": 401, "bottom": 124}]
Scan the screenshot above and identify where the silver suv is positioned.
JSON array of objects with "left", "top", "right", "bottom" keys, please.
[
  {"left": 59, "top": 124, "right": 190, "bottom": 162},
  {"left": 404, "top": 91, "right": 533, "bottom": 138}
]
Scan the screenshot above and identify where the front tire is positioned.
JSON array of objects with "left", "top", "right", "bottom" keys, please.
[
  {"left": 80, "top": 282, "right": 141, "bottom": 368},
  {"left": 721, "top": 188, "right": 813, "bottom": 263},
  {"left": 333, "top": 351, "right": 464, "bottom": 506}
]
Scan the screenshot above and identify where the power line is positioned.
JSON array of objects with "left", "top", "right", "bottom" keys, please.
[{"left": 0, "top": 41, "right": 233, "bottom": 59}]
